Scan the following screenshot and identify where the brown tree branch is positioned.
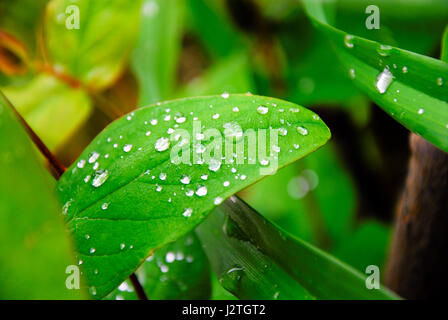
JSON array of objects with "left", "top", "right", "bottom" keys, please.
[
  {"left": 386, "top": 133, "right": 448, "bottom": 299},
  {"left": 1, "top": 92, "right": 66, "bottom": 179}
]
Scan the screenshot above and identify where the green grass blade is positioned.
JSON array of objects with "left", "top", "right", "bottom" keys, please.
[
  {"left": 200, "top": 195, "right": 399, "bottom": 300},
  {"left": 303, "top": 0, "right": 448, "bottom": 152},
  {"left": 196, "top": 199, "right": 315, "bottom": 300}
]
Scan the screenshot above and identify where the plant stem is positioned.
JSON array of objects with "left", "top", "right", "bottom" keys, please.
[
  {"left": 386, "top": 133, "right": 448, "bottom": 299},
  {"left": 1, "top": 92, "right": 66, "bottom": 179},
  {"left": 129, "top": 273, "right": 148, "bottom": 300}
]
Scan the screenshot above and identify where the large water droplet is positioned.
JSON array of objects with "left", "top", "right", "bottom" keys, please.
[
  {"left": 77, "top": 159, "right": 86, "bottom": 168},
  {"left": 377, "top": 44, "right": 392, "bottom": 57},
  {"left": 180, "top": 175, "right": 191, "bottom": 184},
  {"left": 183, "top": 208, "right": 193, "bottom": 217},
  {"left": 214, "top": 197, "right": 223, "bottom": 205},
  {"left": 88, "top": 152, "right": 100, "bottom": 163},
  {"left": 155, "top": 137, "right": 170, "bottom": 152},
  {"left": 208, "top": 159, "right": 221, "bottom": 172},
  {"left": 196, "top": 186, "right": 208, "bottom": 197},
  {"left": 376, "top": 68, "right": 394, "bottom": 94},
  {"left": 344, "top": 34, "right": 354, "bottom": 48},
  {"left": 92, "top": 170, "right": 109, "bottom": 187},
  {"left": 257, "top": 105, "right": 269, "bottom": 115},
  {"left": 297, "top": 126, "right": 308, "bottom": 136}
]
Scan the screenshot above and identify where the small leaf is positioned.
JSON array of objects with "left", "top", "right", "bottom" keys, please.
[
  {"left": 106, "top": 233, "right": 211, "bottom": 300},
  {"left": 0, "top": 92, "right": 84, "bottom": 299},
  {"left": 44, "top": 0, "right": 141, "bottom": 90},
  {"left": 57, "top": 94, "right": 330, "bottom": 298},
  {"left": 198, "top": 195, "right": 398, "bottom": 300},
  {"left": 303, "top": 0, "right": 448, "bottom": 152}
]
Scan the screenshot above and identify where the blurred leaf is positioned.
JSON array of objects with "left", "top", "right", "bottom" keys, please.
[
  {"left": 257, "top": 0, "right": 300, "bottom": 21},
  {"left": 186, "top": 0, "right": 244, "bottom": 58},
  {"left": 303, "top": 143, "right": 356, "bottom": 244},
  {"left": 0, "top": 31, "right": 29, "bottom": 76},
  {"left": 2, "top": 74, "right": 92, "bottom": 150},
  {"left": 303, "top": 0, "right": 448, "bottom": 152},
  {"left": 57, "top": 94, "right": 330, "bottom": 298},
  {"left": 240, "top": 164, "right": 314, "bottom": 242},
  {"left": 106, "top": 233, "right": 211, "bottom": 300},
  {"left": 0, "top": 0, "right": 47, "bottom": 56},
  {"left": 442, "top": 25, "right": 448, "bottom": 62},
  {"left": 44, "top": 0, "right": 141, "bottom": 90},
  {"left": 282, "top": 20, "right": 362, "bottom": 106},
  {"left": 333, "top": 221, "right": 391, "bottom": 273},
  {"left": 242, "top": 142, "right": 356, "bottom": 246},
  {"left": 132, "top": 0, "right": 184, "bottom": 105},
  {"left": 176, "top": 51, "right": 253, "bottom": 98},
  {"left": 0, "top": 92, "right": 84, "bottom": 299},
  {"left": 199, "top": 196, "right": 398, "bottom": 299},
  {"left": 197, "top": 198, "right": 315, "bottom": 300}
]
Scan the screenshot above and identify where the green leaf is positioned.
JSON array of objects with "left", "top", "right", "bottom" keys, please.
[
  {"left": 0, "top": 92, "right": 84, "bottom": 299},
  {"left": 198, "top": 195, "right": 398, "bottom": 299},
  {"left": 197, "top": 198, "right": 315, "bottom": 300},
  {"left": 57, "top": 94, "right": 331, "bottom": 298},
  {"left": 132, "top": 0, "right": 184, "bottom": 105},
  {"left": 106, "top": 233, "right": 211, "bottom": 300},
  {"left": 44, "top": 0, "right": 141, "bottom": 90},
  {"left": 1, "top": 74, "right": 92, "bottom": 150},
  {"left": 303, "top": 0, "right": 448, "bottom": 152}
]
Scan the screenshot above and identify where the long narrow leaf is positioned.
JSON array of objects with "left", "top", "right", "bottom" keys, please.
[{"left": 303, "top": 0, "right": 448, "bottom": 152}]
